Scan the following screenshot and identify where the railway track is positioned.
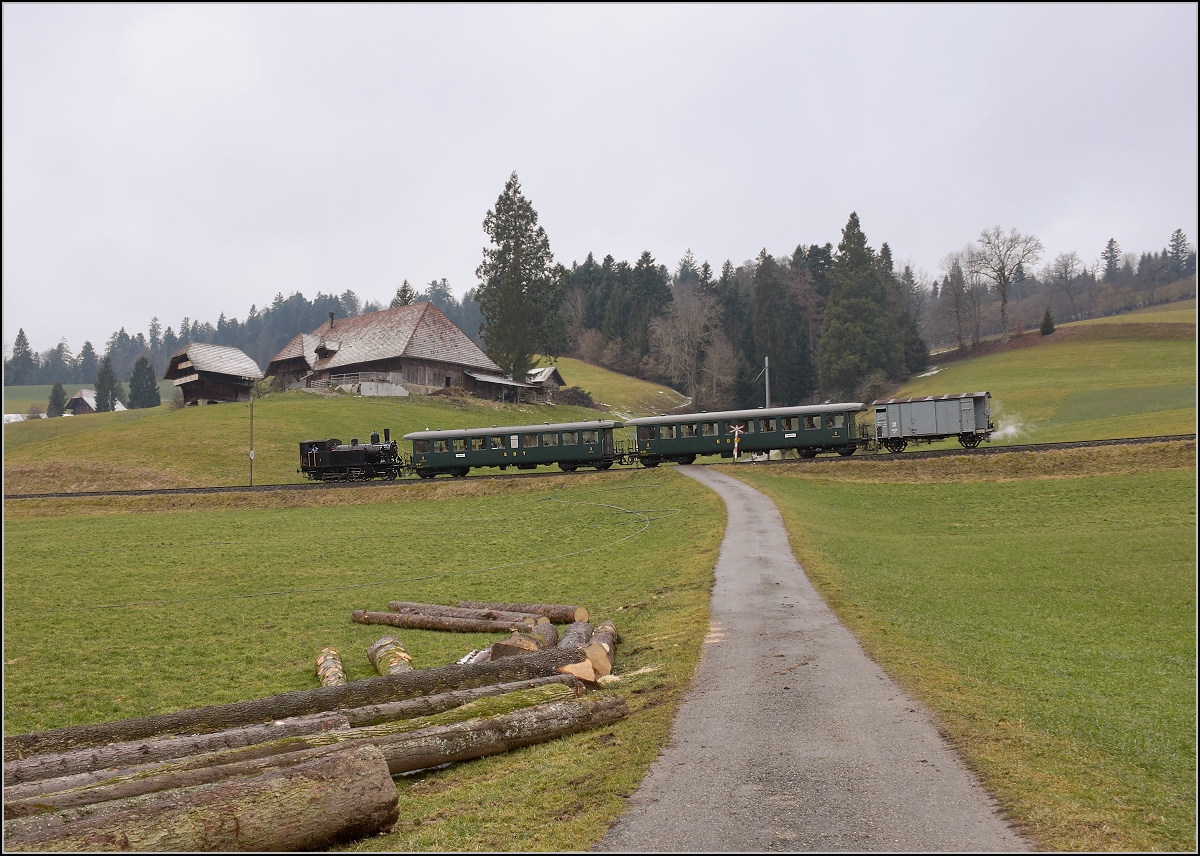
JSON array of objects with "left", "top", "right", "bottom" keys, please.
[{"left": 4, "top": 434, "right": 1193, "bottom": 501}]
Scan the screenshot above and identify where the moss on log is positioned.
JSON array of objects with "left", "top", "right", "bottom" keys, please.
[
  {"left": 458, "top": 601, "right": 588, "bottom": 624},
  {"left": 353, "top": 610, "right": 532, "bottom": 634}
]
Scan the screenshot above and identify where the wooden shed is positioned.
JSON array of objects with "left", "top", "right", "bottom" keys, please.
[{"left": 164, "top": 344, "right": 264, "bottom": 405}]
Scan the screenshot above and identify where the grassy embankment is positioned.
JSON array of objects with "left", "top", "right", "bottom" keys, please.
[
  {"left": 535, "top": 356, "right": 689, "bottom": 418},
  {"left": 3, "top": 469, "right": 724, "bottom": 852},
  {"left": 899, "top": 304, "right": 1194, "bottom": 447}
]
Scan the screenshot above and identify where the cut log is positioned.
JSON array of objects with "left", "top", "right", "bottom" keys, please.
[
  {"left": 3, "top": 712, "right": 350, "bottom": 789},
  {"left": 557, "top": 660, "right": 597, "bottom": 682},
  {"left": 458, "top": 601, "right": 588, "bottom": 624},
  {"left": 529, "top": 621, "right": 559, "bottom": 648},
  {"left": 2, "top": 744, "right": 399, "bottom": 853},
  {"left": 353, "top": 609, "right": 532, "bottom": 634},
  {"left": 340, "top": 674, "right": 584, "bottom": 728},
  {"left": 457, "top": 648, "right": 492, "bottom": 665},
  {"left": 556, "top": 621, "right": 594, "bottom": 648},
  {"left": 489, "top": 632, "right": 541, "bottom": 660},
  {"left": 4, "top": 647, "right": 591, "bottom": 762},
  {"left": 5, "top": 685, "right": 579, "bottom": 817},
  {"left": 387, "top": 602, "right": 542, "bottom": 624},
  {"left": 316, "top": 647, "right": 348, "bottom": 686},
  {"left": 367, "top": 635, "right": 413, "bottom": 675},
  {"left": 582, "top": 620, "right": 620, "bottom": 678},
  {"left": 370, "top": 694, "right": 627, "bottom": 774}
]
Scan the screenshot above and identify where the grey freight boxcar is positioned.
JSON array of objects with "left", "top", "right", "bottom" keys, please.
[{"left": 868, "top": 392, "right": 993, "bottom": 452}]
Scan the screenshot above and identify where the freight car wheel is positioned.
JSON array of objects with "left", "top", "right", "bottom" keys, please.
[
  {"left": 884, "top": 438, "right": 908, "bottom": 453},
  {"left": 958, "top": 434, "right": 981, "bottom": 449}
]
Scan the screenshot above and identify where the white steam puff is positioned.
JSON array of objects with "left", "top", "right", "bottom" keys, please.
[{"left": 991, "top": 418, "right": 1027, "bottom": 440}]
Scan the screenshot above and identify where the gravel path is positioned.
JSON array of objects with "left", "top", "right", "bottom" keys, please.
[{"left": 595, "top": 466, "right": 1032, "bottom": 852}]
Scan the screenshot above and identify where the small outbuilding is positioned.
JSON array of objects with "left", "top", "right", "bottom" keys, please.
[
  {"left": 66, "top": 388, "right": 127, "bottom": 415},
  {"left": 526, "top": 366, "right": 566, "bottom": 398},
  {"left": 164, "top": 343, "right": 264, "bottom": 405}
]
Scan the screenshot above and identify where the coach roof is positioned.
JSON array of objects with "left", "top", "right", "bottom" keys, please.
[
  {"left": 624, "top": 403, "right": 865, "bottom": 426},
  {"left": 403, "top": 420, "right": 623, "bottom": 440}
]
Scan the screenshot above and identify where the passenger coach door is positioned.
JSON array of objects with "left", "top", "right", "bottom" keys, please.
[{"left": 602, "top": 429, "right": 614, "bottom": 455}]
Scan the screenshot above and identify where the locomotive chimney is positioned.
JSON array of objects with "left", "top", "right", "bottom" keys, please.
[
  {"left": 328, "top": 311, "right": 335, "bottom": 329},
  {"left": 384, "top": 428, "right": 390, "bottom": 442}
]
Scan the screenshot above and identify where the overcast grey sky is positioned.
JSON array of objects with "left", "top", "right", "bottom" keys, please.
[{"left": 3, "top": 3, "right": 1197, "bottom": 358}]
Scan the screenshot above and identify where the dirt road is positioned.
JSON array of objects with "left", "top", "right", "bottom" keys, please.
[{"left": 595, "top": 466, "right": 1031, "bottom": 852}]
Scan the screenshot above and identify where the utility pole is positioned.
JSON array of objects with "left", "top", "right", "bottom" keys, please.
[
  {"left": 249, "top": 397, "right": 254, "bottom": 487},
  {"left": 764, "top": 356, "right": 771, "bottom": 409}
]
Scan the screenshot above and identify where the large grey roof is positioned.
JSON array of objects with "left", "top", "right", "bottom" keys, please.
[
  {"left": 268, "top": 303, "right": 500, "bottom": 374},
  {"left": 164, "top": 344, "right": 263, "bottom": 380},
  {"left": 869, "top": 392, "right": 990, "bottom": 405}
]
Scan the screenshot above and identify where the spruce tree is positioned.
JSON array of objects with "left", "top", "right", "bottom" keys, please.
[
  {"left": 818, "top": 213, "right": 902, "bottom": 400},
  {"left": 1101, "top": 238, "right": 1122, "bottom": 281},
  {"left": 1040, "top": 307, "right": 1055, "bottom": 336},
  {"left": 47, "top": 380, "right": 67, "bottom": 417},
  {"left": 476, "top": 172, "right": 566, "bottom": 379},
  {"left": 128, "top": 356, "right": 161, "bottom": 409},
  {"left": 94, "top": 356, "right": 118, "bottom": 412},
  {"left": 390, "top": 280, "right": 418, "bottom": 307},
  {"left": 7, "top": 329, "right": 37, "bottom": 385}
]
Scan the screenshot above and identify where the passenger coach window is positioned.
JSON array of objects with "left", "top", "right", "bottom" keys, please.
[
  {"left": 522, "top": 434, "right": 539, "bottom": 448},
  {"left": 562, "top": 431, "right": 578, "bottom": 445},
  {"left": 490, "top": 436, "right": 506, "bottom": 449},
  {"left": 660, "top": 425, "right": 676, "bottom": 439},
  {"left": 701, "top": 422, "right": 719, "bottom": 437},
  {"left": 582, "top": 430, "right": 599, "bottom": 444},
  {"left": 782, "top": 417, "right": 798, "bottom": 431},
  {"left": 433, "top": 439, "right": 449, "bottom": 453},
  {"left": 451, "top": 438, "right": 467, "bottom": 452},
  {"left": 763, "top": 418, "right": 777, "bottom": 432},
  {"left": 680, "top": 424, "right": 697, "bottom": 438},
  {"left": 832, "top": 413, "right": 845, "bottom": 428},
  {"left": 637, "top": 426, "right": 655, "bottom": 442},
  {"left": 413, "top": 440, "right": 430, "bottom": 453},
  {"left": 471, "top": 437, "right": 486, "bottom": 451},
  {"left": 804, "top": 416, "right": 818, "bottom": 430},
  {"left": 542, "top": 433, "right": 559, "bottom": 446}
]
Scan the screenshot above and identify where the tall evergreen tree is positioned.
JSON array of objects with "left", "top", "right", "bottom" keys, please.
[
  {"left": 47, "top": 380, "right": 67, "bottom": 417},
  {"left": 390, "top": 279, "right": 417, "bottom": 307},
  {"left": 818, "top": 213, "right": 901, "bottom": 399},
  {"left": 76, "top": 341, "right": 99, "bottom": 387},
  {"left": 1101, "top": 238, "right": 1122, "bottom": 281},
  {"left": 476, "top": 172, "right": 565, "bottom": 379},
  {"left": 94, "top": 355, "right": 118, "bottom": 412},
  {"left": 7, "top": 328, "right": 37, "bottom": 385},
  {"left": 128, "top": 356, "right": 161, "bottom": 409},
  {"left": 1167, "top": 229, "right": 1195, "bottom": 279}
]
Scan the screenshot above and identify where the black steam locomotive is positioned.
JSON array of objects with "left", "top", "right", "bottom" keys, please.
[{"left": 298, "top": 429, "right": 404, "bottom": 481}]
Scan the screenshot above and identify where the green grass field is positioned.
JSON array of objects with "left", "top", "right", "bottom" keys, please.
[
  {"left": 3, "top": 470, "right": 724, "bottom": 851},
  {"left": 3, "top": 381, "right": 177, "bottom": 415},
  {"left": 730, "top": 444, "right": 1196, "bottom": 852},
  {"left": 898, "top": 323, "right": 1195, "bottom": 446},
  {"left": 537, "top": 356, "right": 688, "bottom": 417}
]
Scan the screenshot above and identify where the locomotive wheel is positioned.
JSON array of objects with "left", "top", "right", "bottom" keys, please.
[
  {"left": 837, "top": 445, "right": 856, "bottom": 457},
  {"left": 798, "top": 449, "right": 817, "bottom": 459},
  {"left": 958, "top": 433, "right": 981, "bottom": 449},
  {"left": 884, "top": 438, "right": 908, "bottom": 453}
]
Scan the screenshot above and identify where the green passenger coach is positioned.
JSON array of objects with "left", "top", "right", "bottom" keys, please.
[
  {"left": 625, "top": 403, "right": 866, "bottom": 466},
  {"left": 403, "top": 420, "right": 625, "bottom": 478}
]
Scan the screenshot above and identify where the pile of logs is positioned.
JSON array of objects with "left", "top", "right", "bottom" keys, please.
[{"left": 3, "top": 600, "right": 623, "bottom": 852}]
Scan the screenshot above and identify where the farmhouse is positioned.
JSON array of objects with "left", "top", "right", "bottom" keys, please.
[
  {"left": 163, "top": 343, "right": 264, "bottom": 405},
  {"left": 65, "top": 388, "right": 127, "bottom": 415},
  {"left": 267, "top": 304, "right": 537, "bottom": 399}
]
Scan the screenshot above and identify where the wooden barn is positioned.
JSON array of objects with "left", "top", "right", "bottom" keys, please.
[
  {"left": 164, "top": 343, "right": 264, "bottom": 405},
  {"left": 267, "top": 304, "right": 519, "bottom": 399},
  {"left": 65, "top": 388, "right": 127, "bottom": 415}
]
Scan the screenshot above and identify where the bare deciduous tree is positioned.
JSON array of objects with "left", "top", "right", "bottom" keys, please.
[
  {"left": 1046, "top": 251, "right": 1089, "bottom": 321},
  {"left": 700, "top": 332, "right": 739, "bottom": 410},
  {"left": 974, "top": 226, "right": 1044, "bottom": 341},
  {"left": 650, "top": 291, "right": 717, "bottom": 404}
]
